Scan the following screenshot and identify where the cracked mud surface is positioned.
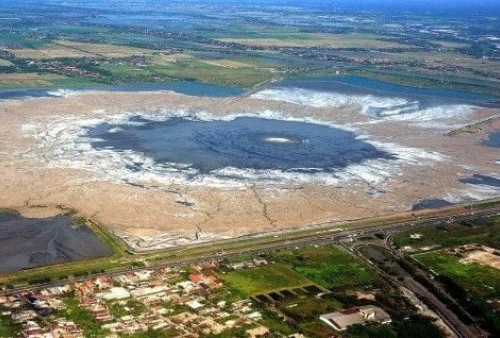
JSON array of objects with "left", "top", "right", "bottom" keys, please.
[{"left": 0, "top": 90, "right": 499, "bottom": 250}]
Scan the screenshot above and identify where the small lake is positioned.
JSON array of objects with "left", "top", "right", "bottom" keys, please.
[
  {"left": 459, "top": 174, "right": 500, "bottom": 188},
  {"left": 483, "top": 131, "right": 500, "bottom": 148},
  {"left": 0, "top": 211, "right": 112, "bottom": 274},
  {"left": 277, "top": 75, "right": 500, "bottom": 107},
  {"left": 412, "top": 199, "right": 453, "bottom": 211},
  {"left": 0, "top": 81, "right": 244, "bottom": 102}
]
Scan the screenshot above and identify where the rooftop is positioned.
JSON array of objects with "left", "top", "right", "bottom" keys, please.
[{"left": 319, "top": 305, "right": 391, "bottom": 331}]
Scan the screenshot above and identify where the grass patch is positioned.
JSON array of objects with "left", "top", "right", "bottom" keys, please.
[
  {"left": 48, "top": 76, "right": 107, "bottom": 88},
  {"left": 218, "top": 264, "right": 312, "bottom": 297},
  {"left": 55, "top": 40, "right": 154, "bottom": 58},
  {"left": 220, "top": 33, "right": 408, "bottom": 49},
  {"left": 98, "top": 59, "right": 275, "bottom": 88},
  {"left": 0, "top": 207, "right": 11, "bottom": 214},
  {"left": 0, "top": 257, "right": 135, "bottom": 286},
  {"left": 281, "top": 293, "right": 342, "bottom": 322},
  {"left": 4, "top": 41, "right": 155, "bottom": 60},
  {"left": 0, "top": 306, "right": 22, "bottom": 338},
  {"left": 415, "top": 251, "right": 500, "bottom": 299},
  {"left": 474, "top": 200, "right": 500, "bottom": 210},
  {"left": 0, "top": 72, "right": 66, "bottom": 87},
  {"left": 273, "top": 245, "right": 379, "bottom": 290},
  {"left": 254, "top": 304, "right": 297, "bottom": 336},
  {"left": 108, "top": 299, "right": 147, "bottom": 318},
  {"left": 394, "top": 216, "right": 500, "bottom": 251},
  {"left": 414, "top": 250, "right": 500, "bottom": 334},
  {"left": 353, "top": 69, "right": 500, "bottom": 98},
  {"left": 121, "top": 328, "right": 182, "bottom": 338},
  {"left": 59, "top": 294, "right": 109, "bottom": 337}
]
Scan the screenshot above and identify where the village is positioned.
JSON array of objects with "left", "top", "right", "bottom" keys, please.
[
  {"left": 0, "top": 260, "right": 273, "bottom": 337},
  {"left": 0, "top": 258, "right": 317, "bottom": 338}
]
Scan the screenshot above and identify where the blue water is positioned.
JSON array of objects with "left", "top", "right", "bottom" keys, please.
[
  {"left": 2, "top": 76, "right": 497, "bottom": 105},
  {"left": 0, "top": 88, "right": 54, "bottom": 101},
  {"left": 483, "top": 131, "right": 500, "bottom": 148},
  {"left": 412, "top": 199, "right": 453, "bottom": 211},
  {"left": 0, "top": 82, "right": 244, "bottom": 101},
  {"left": 279, "top": 76, "right": 500, "bottom": 107},
  {"left": 459, "top": 174, "right": 500, "bottom": 188},
  {"left": 87, "top": 116, "right": 393, "bottom": 174}
]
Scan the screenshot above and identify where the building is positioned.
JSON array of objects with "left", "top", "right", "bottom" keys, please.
[
  {"left": 246, "top": 326, "right": 270, "bottom": 338},
  {"left": 130, "top": 285, "right": 168, "bottom": 299},
  {"left": 319, "top": 305, "right": 391, "bottom": 331},
  {"left": 96, "top": 287, "right": 130, "bottom": 301}
]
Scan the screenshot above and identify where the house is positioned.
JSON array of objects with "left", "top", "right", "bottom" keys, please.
[
  {"left": 176, "top": 281, "right": 199, "bottom": 293},
  {"left": 319, "top": 305, "right": 391, "bottom": 331},
  {"left": 188, "top": 273, "right": 221, "bottom": 288},
  {"left": 51, "top": 319, "right": 83, "bottom": 338},
  {"left": 130, "top": 286, "right": 168, "bottom": 299},
  {"left": 186, "top": 300, "right": 204, "bottom": 310},
  {"left": 95, "top": 276, "right": 113, "bottom": 290},
  {"left": 228, "top": 262, "right": 246, "bottom": 270},
  {"left": 96, "top": 287, "right": 130, "bottom": 301},
  {"left": 246, "top": 326, "right": 270, "bottom": 338}
]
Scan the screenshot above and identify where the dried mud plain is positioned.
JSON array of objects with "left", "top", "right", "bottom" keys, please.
[{"left": 0, "top": 88, "right": 499, "bottom": 251}]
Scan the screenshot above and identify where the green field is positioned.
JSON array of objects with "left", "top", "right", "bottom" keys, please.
[
  {"left": 99, "top": 59, "right": 276, "bottom": 88},
  {"left": 415, "top": 251, "right": 500, "bottom": 298},
  {"left": 414, "top": 250, "right": 500, "bottom": 334},
  {"left": 58, "top": 295, "right": 109, "bottom": 337},
  {"left": 218, "top": 264, "right": 312, "bottom": 297},
  {"left": 0, "top": 306, "right": 21, "bottom": 338},
  {"left": 281, "top": 294, "right": 342, "bottom": 322},
  {"left": 394, "top": 216, "right": 500, "bottom": 252},
  {"left": 273, "top": 245, "right": 380, "bottom": 290}
]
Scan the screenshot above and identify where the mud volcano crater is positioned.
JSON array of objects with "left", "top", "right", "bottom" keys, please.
[{"left": 86, "top": 116, "right": 394, "bottom": 176}]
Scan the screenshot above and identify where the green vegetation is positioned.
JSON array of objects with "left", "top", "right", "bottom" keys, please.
[
  {"left": 0, "top": 207, "right": 390, "bottom": 287},
  {"left": 0, "top": 257, "right": 137, "bottom": 286},
  {"left": 59, "top": 294, "right": 109, "bottom": 337},
  {"left": 0, "top": 305, "right": 22, "bottom": 338},
  {"left": 0, "top": 207, "right": 11, "bottom": 214},
  {"left": 273, "top": 245, "right": 380, "bottom": 290},
  {"left": 98, "top": 59, "right": 276, "bottom": 88},
  {"left": 108, "top": 299, "right": 147, "bottom": 318},
  {"left": 86, "top": 219, "right": 129, "bottom": 257},
  {"left": 62, "top": 206, "right": 127, "bottom": 256},
  {"left": 415, "top": 252, "right": 500, "bottom": 299},
  {"left": 218, "top": 264, "right": 312, "bottom": 297},
  {"left": 414, "top": 251, "right": 500, "bottom": 334},
  {"left": 474, "top": 199, "right": 500, "bottom": 210},
  {"left": 254, "top": 305, "right": 297, "bottom": 336},
  {"left": 71, "top": 216, "right": 88, "bottom": 227},
  {"left": 394, "top": 216, "right": 500, "bottom": 251},
  {"left": 48, "top": 76, "right": 106, "bottom": 88},
  {"left": 121, "top": 328, "right": 182, "bottom": 337},
  {"left": 354, "top": 69, "right": 500, "bottom": 98},
  {"left": 279, "top": 293, "right": 344, "bottom": 336},
  {"left": 347, "top": 315, "right": 445, "bottom": 338},
  {"left": 281, "top": 294, "right": 342, "bottom": 322},
  {"left": 1, "top": 0, "right": 500, "bottom": 97}
]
